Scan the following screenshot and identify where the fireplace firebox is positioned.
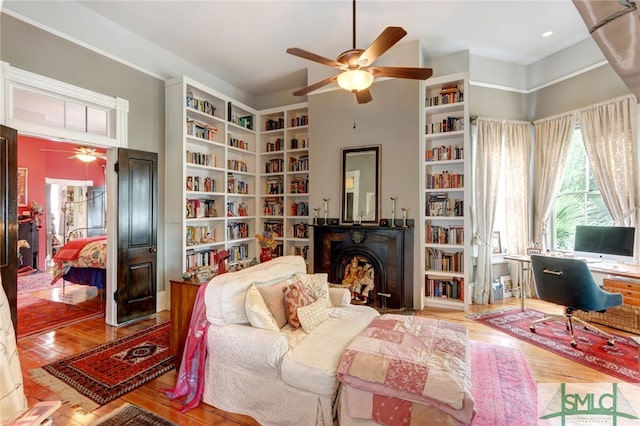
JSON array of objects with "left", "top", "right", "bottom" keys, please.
[{"left": 313, "top": 222, "right": 413, "bottom": 310}]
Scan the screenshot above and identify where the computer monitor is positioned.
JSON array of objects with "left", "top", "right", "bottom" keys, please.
[{"left": 573, "top": 225, "right": 636, "bottom": 263}]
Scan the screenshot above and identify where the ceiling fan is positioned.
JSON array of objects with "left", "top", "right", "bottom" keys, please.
[
  {"left": 41, "top": 146, "right": 107, "bottom": 162},
  {"left": 286, "top": 0, "right": 433, "bottom": 104}
]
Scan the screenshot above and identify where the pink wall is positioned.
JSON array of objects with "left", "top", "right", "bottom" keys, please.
[{"left": 17, "top": 135, "right": 106, "bottom": 270}]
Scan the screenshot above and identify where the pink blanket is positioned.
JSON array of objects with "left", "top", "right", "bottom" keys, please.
[{"left": 337, "top": 314, "right": 475, "bottom": 425}]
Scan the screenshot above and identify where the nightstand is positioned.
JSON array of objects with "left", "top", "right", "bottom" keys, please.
[{"left": 170, "top": 279, "right": 201, "bottom": 369}]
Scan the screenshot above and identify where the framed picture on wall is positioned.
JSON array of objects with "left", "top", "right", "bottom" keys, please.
[
  {"left": 491, "top": 231, "right": 502, "bottom": 254},
  {"left": 17, "top": 167, "right": 28, "bottom": 206}
]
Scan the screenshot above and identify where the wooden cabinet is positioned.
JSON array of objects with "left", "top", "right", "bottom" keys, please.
[
  {"left": 170, "top": 279, "right": 201, "bottom": 369},
  {"left": 18, "top": 218, "right": 39, "bottom": 270},
  {"left": 421, "top": 73, "right": 470, "bottom": 311}
]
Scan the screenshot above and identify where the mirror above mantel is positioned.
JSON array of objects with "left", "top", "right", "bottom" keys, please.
[{"left": 341, "top": 145, "right": 380, "bottom": 224}]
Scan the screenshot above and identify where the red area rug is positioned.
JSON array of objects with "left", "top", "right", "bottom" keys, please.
[
  {"left": 471, "top": 340, "right": 537, "bottom": 426},
  {"left": 17, "top": 295, "right": 103, "bottom": 339},
  {"left": 29, "top": 322, "right": 174, "bottom": 412},
  {"left": 470, "top": 308, "right": 640, "bottom": 383}
]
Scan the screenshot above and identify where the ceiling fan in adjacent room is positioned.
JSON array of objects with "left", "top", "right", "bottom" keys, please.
[
  {"left": 286, "top": 0, "right": 433, "bottom": 103},
  {"left": 41, "top": 146, "right": 107, "bottom": 162}
]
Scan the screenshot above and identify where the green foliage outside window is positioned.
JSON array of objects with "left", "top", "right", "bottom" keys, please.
[{"left": 552, "top": 128, "right": 612, "bottom": 251}]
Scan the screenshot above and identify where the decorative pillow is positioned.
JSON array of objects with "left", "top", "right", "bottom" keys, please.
[
  {"left": 294, "top": 272, "right": 333, "bottom": 307},
  {"left": 297, "top": 298, "right": 329, "bottom": 333},
  {"left": 283, "top": 281, "right": 314, "bottom": 330},
  {"left": 245, "top": 284, "right": 279, "bottom": 332},
  {"left": 257, "top": 279, "right": 291, "bottom": 328}
]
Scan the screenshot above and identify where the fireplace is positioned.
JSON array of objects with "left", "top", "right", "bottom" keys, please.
[{"left": 313, "top": 223, "right": 414, "bottom": 310}]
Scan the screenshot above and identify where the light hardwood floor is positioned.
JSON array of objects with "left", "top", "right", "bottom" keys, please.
[{"left": 16, "top": 295, "right": 637, "bottom": 425}]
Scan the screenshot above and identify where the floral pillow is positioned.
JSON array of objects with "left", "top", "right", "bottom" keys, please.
[
  {"left": 283, "top": 281, "right": 314, "bottom": 330},
  {"left": 293, "top": 272, "right": 332, "bottom": 307}
]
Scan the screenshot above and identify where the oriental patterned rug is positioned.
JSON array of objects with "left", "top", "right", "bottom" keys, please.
[
  {"left": 89, "top": 403, "right": 177, "bottom": 426},
  {"left": 17, "top": 295, "right": 103, "bottom": 339},
  {"left": 470, "top": 308, "right": 640, "bottom": 383},
  {"left": 17, "top": 270, "right": 62, "bottom": 294},
  {"left": 470, "top": 340, "right": 537, "bottom": 426},
  {"left": 30, "top": 322, "right": 175, "bottom": 412}
]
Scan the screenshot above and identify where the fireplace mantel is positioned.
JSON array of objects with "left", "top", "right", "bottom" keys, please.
[{"left": 313, "top": 222, "right": 414, "bottom": 309}]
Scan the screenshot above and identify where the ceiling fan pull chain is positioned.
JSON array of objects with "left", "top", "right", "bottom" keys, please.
[{"left": 353, "top": 96, "right": 357, "bottom": 129}]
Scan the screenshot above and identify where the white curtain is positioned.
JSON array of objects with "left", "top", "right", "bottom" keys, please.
[
  {"left": 579, "top": 95, "right": 638, "bottom": 227},
  {"left": 532, "top": 113, "right": 576, "bottom": 249},
  {"left": 502, "top": 122, "right": 533, "bottom": 296},
  {"left": 472, "top": 118, "right": 504, "bottom": 304}
]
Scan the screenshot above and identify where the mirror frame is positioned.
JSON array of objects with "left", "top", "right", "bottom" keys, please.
[{"left": 341, "top": 145, "right": 380, "bottom": 224}]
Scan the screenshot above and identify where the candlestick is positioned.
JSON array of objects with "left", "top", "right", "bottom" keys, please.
[
  {"left": 401, "top": 207, "right": 408, "bottom": 228},
  {"left": 313, "top": 207, "right": 320, "bottom": 226},
  {"left": 323, "top": 198, "right": 329, "bottom": 225},
  {"left": 390, "top": 197, "right": 397, "bottom": 227}
]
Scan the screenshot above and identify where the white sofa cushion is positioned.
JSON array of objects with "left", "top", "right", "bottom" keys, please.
[
  {"left": 294, "top": 272, "right": 332, "bottom": 307},
  {"left": 245, "top": 284, "right": 280, "bottom": 332},
  {"left": 280, "top": 305, "right": 379, "bottom": 396},
  {"left": 205, "top": 256, "right": 306, "bottom": 325},
  {"left": 297, "top": 299, "right": 329, "bottom": 333},
  {"left": 257, "top": 280, "right": 290, "bottom": 328}
]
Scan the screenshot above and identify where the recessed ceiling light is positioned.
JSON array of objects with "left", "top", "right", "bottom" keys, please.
[{"left": 542, "top": 31, "right": 553, "bottom": 38}]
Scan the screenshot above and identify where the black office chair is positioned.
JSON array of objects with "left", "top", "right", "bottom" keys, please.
[{"left": 529, "top": 254, "right": 624, "bottom": 347}]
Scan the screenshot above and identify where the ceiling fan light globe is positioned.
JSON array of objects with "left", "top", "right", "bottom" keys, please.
[
  {"left": 76, "top": 153, "right": 97, "bottom": 162},
  {"left": 337, "top": 70, "right": 374, "bottom": 92}
]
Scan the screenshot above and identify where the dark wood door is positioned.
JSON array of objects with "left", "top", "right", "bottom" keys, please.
[
  {"left": 116, "top": 149, "right": 158, "bottom": 324},
  {"left": 0, "top": 125, "right": 18, "bottom": 328}
]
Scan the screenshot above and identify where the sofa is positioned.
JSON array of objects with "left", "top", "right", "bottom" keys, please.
[{"left": 201, "top": 255, "right": 380, "bottom": 426}]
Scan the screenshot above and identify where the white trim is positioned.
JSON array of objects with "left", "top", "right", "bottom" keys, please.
[{"left": 45, "top": 178, "right": 94, "bottom": 186}]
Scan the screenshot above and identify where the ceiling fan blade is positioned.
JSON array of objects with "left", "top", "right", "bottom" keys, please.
[
  {"left": 292, "top": 75, "right": 338, "bottom": 96},
  {"left": 286, "top": 48, "right": 346, "bottom": 70},
  {"left": 358, "top": 27, "right": 407, "bottom": 67},
  {"left": 369, "top": 66, "right": 433, "bottom": 80},
  {"left": 355, "top": 88, "right": 373, "bottom": 104}
]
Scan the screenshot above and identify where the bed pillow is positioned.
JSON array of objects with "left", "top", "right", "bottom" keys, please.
[
  {"left": 297, "top": 298, "right": 329, "bottom": 333},
  {"left": 283, "top": 281, "right": 314, "bottom": 330},
  {"left": 256, "top": 279, "right": 291, "bottom": 328},
  {"left": 294, "top": 272, "right": 332, "bottom": 307},
  {"left": 245, "top": 284, "right": 279, "bottom": 332}
]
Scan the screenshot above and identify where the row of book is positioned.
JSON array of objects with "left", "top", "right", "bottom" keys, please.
[
  {"left": 186, "top": 94, "right": 217, "bottom": 117},
  {"left": 263, "top": 221, "right": 283, "bottom": 236},
  {"left": 186, "top": 118, "right": 218, "bottom": 141},
  {"left": 265, "top": 177, "right": 284, "bottom": 194},
  {"left": 186, "top": 150, "right": 215, "bottom": 167},
  {"left": 227, "top": 222, "right": 249, "bottom": 240},
  {"left": 186, "top": 176, "right": 215, "bottom": 193},
  {"left": 228, "top": 244, "right": 249, "bottom": 262},
  {"left": 291, "top": 244, "right": 309, "bottom": 259},
  {"left": 185, "top": 247, "right": 218, "bottom": 271},
  {"left": 425, "top": 248, "right": 464, "bottom": 273},
  {"left": 426, "top": 145, "right": 464, "bottom": 162},
  {"left": 186, "top": 225, "right": 216, "bottom": 246},
  {"left": 425, "top": 276, "right": 465, "bottom": 300},
  {"left": 229, "top": 113, "right": 253, "bottom": 130},
  {"left": 426, "top": 193, "right": 464, "bottom": 217},
  {"left": 290, "top": 201, "right": 309, "bottom": 216},
  {"left": 186, "top": 199, "right": 218, "bottom": 219},
  {"left": 290, "top": 138, "right": 309, "bottom": 149},
  {"left": 265, "top": 158, "right": 284, "bottom": 173},
  {"left": 265, "top": 138, "right": 284, "bottom": 152},
  {"left": 290, "top": 177, "right": 308, "bottom": 194},
  {"left": 292, "top": 222, "right": 309, "bottom": 239},
  {"left": 425, "top": 225, "right": 464, "bottom": 245},
  {"left": 426, "top": 172, "right": 464, "bottom": 190},
  {"left": 227, "top": 175, "right": 249, "bottom": 194},
  {"left": 425, "top": 85, "right": 464, "bottom": 107},
  {"left": 426, "top": 116, "right": 464, "bottom": 134},
  {"left": 289, "top": 155, "right": 309, "bottom": 172},
  {"left": 227, "top": 159, "right": 248, "bottom": 172},
  {"left": 265, "top": 117, "right": 285, "bottom": 131},
  {"left": 291, "top": 115, "right": 309, "bottom": 127},
  {"left": 228, "top": 135, "right": 249, "bottom": 151},
  {"left": 263, "top": 197, "right": 284, "bottom": 216},
  {"left": 227, "top": 201, "right": 248, "bottom": 217}
]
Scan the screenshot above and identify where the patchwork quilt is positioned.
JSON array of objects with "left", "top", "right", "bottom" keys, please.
[{"left": 337, "top": 314, "right": 475, "bottom": 425}]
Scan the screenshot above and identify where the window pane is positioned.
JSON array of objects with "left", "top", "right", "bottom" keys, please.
[
  {"left": 87, "top": 107, "right": 108, "bottom": 136},
  {"left": 559, "top": 131, "right": 587, "bottom": 193},
  {"left": 12, "top": 87, "right": 64, "bottom": 128},
  {"left": 586, "top": 194, "right": 613, "bottom": 226},
  {"left": 554, "top": 194, "right": 585, "bottom": 251},
  {"left": 65, "top": 101, "right": 86, "bottom": 132}
]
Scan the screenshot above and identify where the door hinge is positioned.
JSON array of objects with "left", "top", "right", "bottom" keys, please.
[
  {"left": 114, "top": 162, "right": 119, "bottom": 173},
  {"left": 113, "top": 290, "right": 119, "bottom": 303}
]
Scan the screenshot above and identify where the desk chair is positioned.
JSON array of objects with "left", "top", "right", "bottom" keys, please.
[{"left": 529, "top": 254, "right": 623, "bottom": 348}]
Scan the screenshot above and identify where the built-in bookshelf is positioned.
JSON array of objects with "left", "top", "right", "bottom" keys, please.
[
  {"left": 258, "top": 103, "right": 310, "bottom": 265},
  {"left": 421, "top": 72, "right": 470, "bottom": 311},
  {"left": 166, "top": 76, "right": 257, "bottom": 282}
]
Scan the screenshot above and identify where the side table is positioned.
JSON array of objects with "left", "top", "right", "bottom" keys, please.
[{"left": 170, "top": 279, "right": 201, "bottom": 369}]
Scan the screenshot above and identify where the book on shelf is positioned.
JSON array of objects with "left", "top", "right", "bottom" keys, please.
[
  {"left": 263, "top": 197, "right": 284, "bottom": 216},
  {"left": 265, "top": 176, "right": 284, "bottom": 194},
  {"left": 186, "top": 118, "right": 218, "bottom": 141},
  {"left": 228, "top": 135, "right": 249, "bottom": 150},
  {"left": 290, "top": 201, "right": 309, "bottom": 216},
  {"left": 227, "top": 222, "right": 249, "bottom": 240},
  {"left": 264, "top": 221, "right": 284, "bottom": 237},
  {"left": 289, "top": 155, "right": 309, "bottom": 172},
  {"left": 290, "top": 176, "right": 308, "bottom": 194},
  {"left": 292, "top": 222, "right": 309, "bottom": 239},
  {"left": 265, "top": 117, "right": 285, "bottom": 131},
  {"left": 426, "top": 145, "right": 463, "bottom": 162},
  {"left": 290, "top": 138, "right": 309, "bottom": 149},
  {"left": 425, "top": 276, "right": 464, "bottom": 300},
  {"left": 266, "top": 138, "right": 283, "bottom": 152},
  {"left": 426, "top": 172, "right": 463, "bottom": 189}
]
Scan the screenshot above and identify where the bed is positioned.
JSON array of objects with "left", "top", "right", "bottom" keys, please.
[{"left": 52, "top": 233, "right": 107, "bottom": 290}]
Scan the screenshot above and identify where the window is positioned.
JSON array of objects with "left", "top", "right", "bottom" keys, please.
[{"left": 552, "top": 126, "right": 612, "bottom": 251}]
